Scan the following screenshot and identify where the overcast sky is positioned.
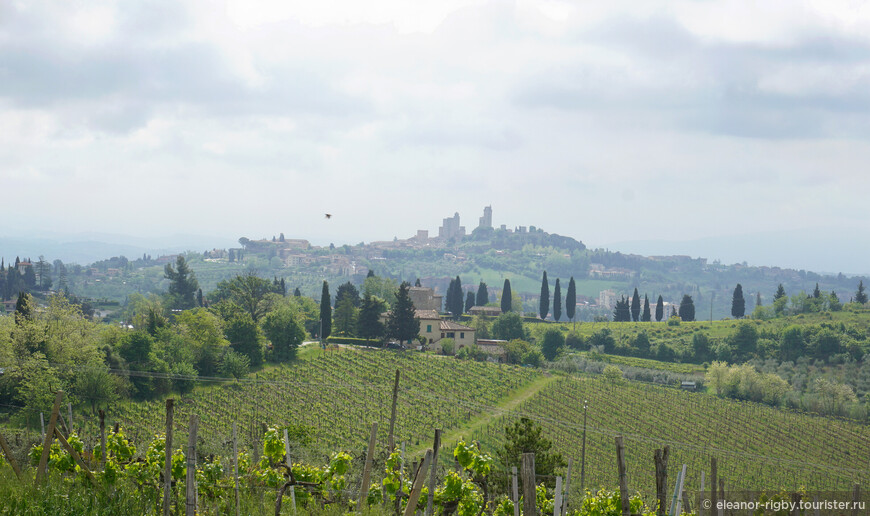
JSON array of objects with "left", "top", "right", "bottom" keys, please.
[{"left": 2, "top": 0, "right": 870, "bottom": 264}]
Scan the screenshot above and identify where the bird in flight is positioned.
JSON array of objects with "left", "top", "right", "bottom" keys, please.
[{"left": 325, "top": 213, "right": 332, "bottom": 219}]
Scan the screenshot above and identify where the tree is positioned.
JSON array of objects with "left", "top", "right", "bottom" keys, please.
[
  {"left": 491, "top": 312, "right": 526, "bottom": 341},
  {"left": 445, "top": 276, "right": 464, "bottom": 318},
  {"left": 225, "top": 313, "right": 263, "bottom": 366},
  {"left": 552, "top": 278, "right": 562, "bottom": 322},
  {"left": 731, "top": 284, "right": 745, "bottom": 319},
  {"left": 164, "top": 256, "right": 199, "bottom": 309},
  {"left": 756, "top": 292, "right": 762, "bottom": 307},
  {"left": 14, "top": 291, "right": 35, "bottom": 323},
  {"left": 727, "top": 321, "right": 758, "bottom": 361},
  {"left": 357, "top": 294, "right": 385, "bottom": 343},
  {"left": 812, "top": 283, "right": 821, "bottom": 299},
  {"left": 415, "top": 278, "right": 421, "bottom": 287},
  {"left": 319, "top": 281, "right": 332, "bottom": 339},
  {"left": 774, "top": 284, "right": 786, "bottom": 301},
  {"left": 501, "top": 279, "right": 513, "bottom": 314},
  {"left": 476, "top": 281, "right": 489, "bottom": 306},
  {"left": 678, "top": 294, "right": 695, "bottom": 322},
  {"left": 856, "top": 280, "right": 868, "bottom": 304},
  {"left": 333, "top": 295, "right": 359, "bottom": 337},
  {"left": 641, "top": 294, "right": 651, "bottom": 322},
  {"left": 335, "top": 281, "right": 361, "bottom": 308},
  {"left": 630, "top": 288, "right": 640, "bottom": 322},
  {"left": 496, "top": 418, "right": 565, "bottom": 490},
  {"left": 613, "top": 296, "right": 631, "bottom": 322},
  {"left": 294, "top": 287, "right": 302, "bottom": 297},
  {"left": 465, "top": 291, "right": 475, "bottom": 313},
  {"left": 565, "top": 277, "right": 576, "bottom": 324},
  {"left": 539, "top": 271, "right": 549, "bottom": 320},
  {"left": 211, "top": 271, "right": 273, "bottom": 322},
  {"left": 387, "top": 282, "right": 419, "bottom": 344},
  {"left": 261, "top": 306, "right": 306, "bottom": 362},
  {"left": 655, "top": 295, "right": 664, "bottom": 322},
  {"left": 829, "top": 290, "right": 842, "bottom": 311},
  {"left": 541, "top": 327, "right": 565, "bottom": 361}
]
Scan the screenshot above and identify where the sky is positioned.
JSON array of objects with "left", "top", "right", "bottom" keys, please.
[{"left": 2, "top": 0, "right": 870, "bottom": 271}]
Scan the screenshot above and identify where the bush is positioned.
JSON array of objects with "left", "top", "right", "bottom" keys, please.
[
  {"left": 565, "top": 331, "right": 586, "bottom": 350},
  {"left": 221, "top": 349, "right": 250, "bottom": 379},
  {"left": 667, "top": 316, "right": 681, "bottom": 327},
  {"left": 541, "top": 328, "right": 566, "bottom": 361},
  {"left": 440, "top": 338, "right": 455, "bottom": 356},
  {"left": 603, "top": 365, "right": 622, "bottom": 382}
]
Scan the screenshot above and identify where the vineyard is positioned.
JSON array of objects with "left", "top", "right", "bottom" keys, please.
[{"left": 468, "top": 374, "right": 870, "bottom": 503}]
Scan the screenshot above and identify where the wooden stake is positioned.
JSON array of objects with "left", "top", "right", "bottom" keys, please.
[
  {"left": 710, "top": 457, "right": 718, "bottom": 516},
  {"left": 283, "top": 428, "right": 297, "bottom": 515},
  {"left": 615, "top": 437, "right": 629, "bottom": 516},
  {"left": 185, "top": 414, "right": 199, "bottom": 516},
  {"left": 40, "top": 412, "right": 45, "bottom": 440},
  {"left": 553, "top": 476, "right": 563, "bottom": 516},
  {"left": 717, "top": 478, "right": 724, "bottom": 516},
  {"left": 561, "top": 458, "right": 572, "bottom": 516},
  {"left": 522, "top": 453, "right": 536, "bottom": 516},
  {"left": 36, "top": 391, "right": 64, "bottom": 484},
  {"left": 699, "top": 471, "right": 705, "bottom": 516},
  {"left": 0, "top": 431, "right": 22, "bottom": 479},
  {"left": 852, "top": 484, "right": 861, "bottom": 516},
  {"left": 68, "top": 403, "right": 73, "bottom": 432},
  {"left": 512, "top": 466, "right": 519, "bottom": 516},
  {"left": 427, "top": 429, "right": 441, "bottom": 516},
  {"left": 163, "top": 399, "right": 174, "bottom": 516},
  {"left": 233, "top": 422, "right": 240, "bottom": 516},
  {"left": 99, "top": 409, "right": 106, "bottom": 468},
  {"left": 654, "top": 446, "right": 669, "bottom": 516},
  {"left": 388, "top": 369, "right": 400, "bottom": 452},
  {"left": 403, "top": 450, "right": 433, "bottom": 516},
  {"left": 358, "top": 422, "right": 378, "bottom": 506},
  {"left": 53, "top": 427, "right": 97, "bottom": 487}
]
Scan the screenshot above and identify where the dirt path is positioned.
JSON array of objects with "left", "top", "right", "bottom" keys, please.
[{"left": 409, "top": 373, "right": 558, "bottom": 456}]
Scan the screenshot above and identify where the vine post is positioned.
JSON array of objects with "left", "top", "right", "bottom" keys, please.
[
  {"left": 36, "top": 391, "right": 64, "bottom": 484},
  {"left": 512, "top": 466, "right": 519, "bottom": 516},
  {"left": 615, "top": 436, "right": 629, "bottom": 516},
  {"left": 163, "top": 398, "right": 174, "bottom": 516},
  {"left": 99, "top": 409, "right": 106, "bottom": 469},
  {"left": 553, "top": 476, "right": 563, "bottom": 516},
  {"left": 851, "top": 484, "right": 860, "bottom": 516},
  {"left": 561, "top": 458, "right": 572, "bottom": 516},
  {"left": 522, "top": 452, "right": 536, "bottom": 516},
  {"left": 403, "top": 449, "right": 433, "bottom": 516},
  {"left": 358, "top": 422, "right": 378, "bottom": 507},
  {"left": 710, "top": 457, "right": 717, "bottom": 516},
  {"left": 427, "top": 429, "right": 441, "bottom": 516},
  {"left": 654, "top": 446, "right": 669, "bottom": 516},
  {"left": 388, "top": 369, "right": 400, "bottom": 452},
  {"left": 185, "top": 414, "right": 199, "bottom": 516},
  {"left": 283, "top": 428, "right": 297, "bottom": 515},
  {"left": 0, "top": 431, "right": 22, "bottom": 479}
]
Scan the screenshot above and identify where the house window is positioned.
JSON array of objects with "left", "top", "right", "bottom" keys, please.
[
  {"left": 460, "top": 332, "right": 465, "bottom": 339},
  {"left": 427, "top": 324, "right": 432, "bottom": 333},
  {"left": 447, "top": 332, "right": 455, "bottom": 338},
  {"left": 441, "top": 332, "right": 445, "bottom": 338}
]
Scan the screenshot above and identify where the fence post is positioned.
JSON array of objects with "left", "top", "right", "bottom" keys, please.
[
  {"left": 53, "top": 427, "right": 97, "bottom": 487},
  {"left": 358, "top": 422, "right": 378, "bottom": 507},
  {"left": 522, "top": 453, "right": 536, "bottom": 516},
  {"left": 427, "top": 429, "right": 441, "bottom": 516},
  {"left": 699, "top": 471, "right": 705, "bottom": 516},
  {"left": 553, "top": 476, "right": 563, "bottom": 516},
  {"left": 36, "top": 391, "right": 64, "bottom": 484},
  {"left": 283, "top": 428, "right": 297, "bottom": 515},
  {"left": 512, "top": 466, "right": 519, "bottom": 516},
  {"left": 185, "top": 414, "right": 199, "bottom": 516},
  {"left": 99, "top": 409, "right": 106, "bottom": 469},
  {"left": 710, "top": 457, "right": 718, "bottom": 516},
  {"left": 403, "top": 450, "right": 433, "bottom": 516},
  {"left": 233, "top": 422, "right": 240, "bottom": 516},
  {"left": 615, "top": 436, "right": 629, "bottom": 516},
  {"left": 561, "top": 458, "right": 572, "bottom": 516},
  {"left": 0, "top": 431, "right": 22, "bottom": 479},
  {"left": 163, "top": 399, "right": 174, "bottom": 516},
  {"left": 852, "top": 484, "right": 861, "bottom": 516},
  {"left": 388, "top": 369, "right": 400, "bottom": 452}
]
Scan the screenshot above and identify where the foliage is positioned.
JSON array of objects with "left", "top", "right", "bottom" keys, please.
[
  {"left": 501, "top": 279, "right": 513, "bottom": 314},
  {"left": 539, "top": 272, "right": 549, "bottom": 320},
  {"left": 387, "top": 282, "right": 420, "bottom": 344},
  {"left": 678, "top": 294, "right": 695, "bottom": 322},
  {"left": 541, "top": 328, "right": 565, "bottom": 361},
  {"left": 492, "top": 312, "right": 527, "bottom": 341},
  {"left": 319, "top": 281, "right": 332, "bottom": 339},
  {"left": 261, "top": 305, "right": 306, "bottom": 362},
  {"left": 164, "top": 255, "right": 199, "bottom": 310},
  {"left": 732, "top": 283, "right": 745, "bottom": 319}
]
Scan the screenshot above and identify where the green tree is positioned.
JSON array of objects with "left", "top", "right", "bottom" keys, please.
[
  {"left": 211, "top": 271, "right": 274, "bottom": 322},
  {"left": 641, "top": 294, "right": 651, "bottom": 322},
  {"left": 630, "top": 288, "right": 640, "bottom": 322},
  {"left": 728, "top": 321, "right": 758, "bottom": 361},
  {"left": 829, "top": 290, "right": 842, "bottom": 311},
  {"left": 613, "top": 296, "right": 630, "bottom": 322},
  {"left": 856, "top": 280, "right": 868, "bottom": 304},
  {"left": 225, "top": 313, "right": 263, "bottom": 366},
  {"left": 539, "top": 271, "right": 549, "bottom": 320},
  {"left": 565, "top": 277, "right": 576, "bottom": 324},
  {"left": 552, "top": 278, "right": 562, "bottom": 322},
  {"left": 491, "top": 312, "right": 526, "bottom": 341},
  {"left": 319, "top": 281, "right": 332, "bottom": 339},
  {"left": 774, "top": 284, "right": 786, "bottom": 301},
  {"left": 541, "top": 327, "right": 565, "bottom": 361},
  {"left": 731, "top": 284, "right": 745, "bottom": 319},
  {"left": 476, "top": 281, "right": 489, "bottom": 306},
  {"left": 691, "top": 332, "right": 712, "bottom": 362},
  {"left": 779, "top": 325, "right": 805, "bottom": 362},
  {"left": 357, "top": 294, "right": 385, "bottom": 343},
  {"left": 655, "top": 295, "right": 664, "bottom": 322},
  {"left": 497, "top": 418, "right": 565, "bottom": 490},
  {"left": 333, "top": 295, "right": 359, "bottom": 337},
  {"left": 812, "top": 283, "right": 821, "bottom": 299},
  {"left": 501, "top": 279, "right": 513, "bottom": 314},
  {"left": 678, "top": 294, "right": 695, "bottom": 322},
  {"left": 261, "top": 306, "right": 306, "bottom": 362},
  {"left": 445, "top": 276, "right": 464, "bottom": 318},
  {"left": 756, "top": 292, "right": 762, "bottom": 307},
  {"left": 387, "top": 282, "right": 419, "bottom": 344},
  {"left": 175, "top": 308, "right": 230, "bottom": 376},
  {"left": 335, "top": 281, "right": 361, "bottom": 308},
  {"left": 465, "top": 291, "right": 475, "bottom": 313},
  {"left": 164, "top": 255, "right": 199, "bottom": 310}
]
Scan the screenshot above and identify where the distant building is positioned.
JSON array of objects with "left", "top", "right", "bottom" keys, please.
[
  {"left": 478, "top": 205, "right": 492, "bottom": 229},
  {"left": 409, "top": 287, "right": 443, "bottom": 312},
  {"left": 438, "top": 212, "right": 466, "bottom": 239},
  {"left": 477, "top": 339, "right": 508, "bottom": 362},
  {"left": 416, "top": 230, "right": 429, "bottom": 241},
  {"left": 599, "top": 289, "right": 617, "bottom": 309},
  {"left": 469, "top": 306, "right": 501, "bottom": 317}
]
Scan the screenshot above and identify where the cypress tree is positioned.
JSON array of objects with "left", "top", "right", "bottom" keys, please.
[
  {"left": 415, "top": 278, "right": 422, "bottom": 287},
  {"left": 476, "top": 281, "right": 489, "bottom": 306},
  {"left": 857, "top": 280, "right": 868, "bottom": 304},
  {"left": 641, "top": 294, "right": 651, "bottom": 322},
  {"left": 294, "top": 287, "right": 301, "bottom": 297},
  {"left": 630, "top": 288, "right": 641, "bottom": 322},
  {"left": 446, "top": 276, "right": 464, "bottom": 317},
  {"left": 501, "top": 279, "right": 512, "bottom": 314},
  {"left": 678, "top": 294, "right": 695, "bottom": 322},
  {"left": 553, "top": 278, "right": 562, "bottom": 322},
  {"left": 655, "top": 295, "right": 664, "bottom": 322},
  {"left": 613, "top": 296, "right": 630, "bottom": 322},
  {"left": 319, "top": 281, "right": 332, "bottom": 339},
  {"left": 566, "top": 277, "right": 576, "bottom": 324},
  {"left": 731, "top": 284, "right": 745, "bottom": 319},
  {"left": 465, "top": 291, "right": 475, "bottom": 312},
  {"left": 539, "top": 271, "right": 550, "bottom": 320},
  {"left": 812, "top": 283, "right": 821, "bottom": 299},
  {"left": 387, "top": 282, "right": 420, "bottom": 344},
  {"left": 774, "top": 284, "right": 786, "bottom": 301},
  {"left": 756, "top": 292, "right": 762, "bottom": 307}
]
